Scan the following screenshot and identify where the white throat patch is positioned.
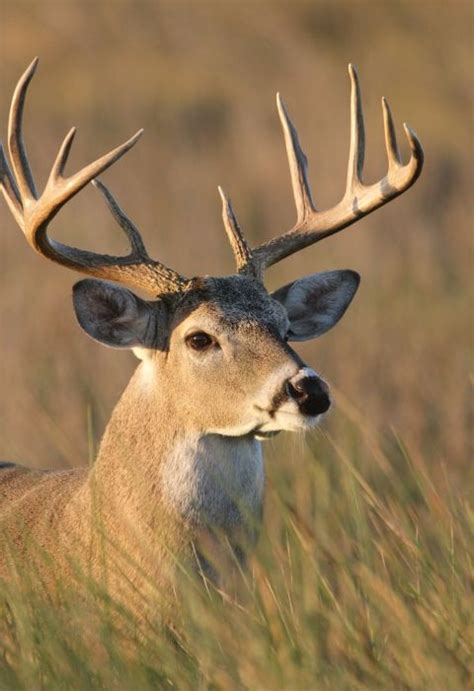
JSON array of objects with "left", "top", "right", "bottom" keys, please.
[{"left": 160, "top": 433, "right": 264, "bottom": 530}]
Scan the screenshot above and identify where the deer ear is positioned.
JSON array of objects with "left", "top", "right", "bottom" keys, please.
[
  {"left": 272, "top": 270, "right": 360, "bottom": 341},
  {"left": 72, "top": 279, "right": 156, "bottom": 349}
]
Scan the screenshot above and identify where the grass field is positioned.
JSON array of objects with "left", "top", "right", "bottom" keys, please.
[
  {"left": 0, "top": 406, "right": 472, "bottom": 689},
  {"left": 0, "top": 1, "right": 472, "bottom": 689}
]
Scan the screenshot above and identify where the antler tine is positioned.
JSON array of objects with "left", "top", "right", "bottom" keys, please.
[
  {"left": 217, "top": 186, "right": 256, "bottom": 276},
  {"left": 91, "top": 179, "right": 187, "bottom": 292},
  {"left": 276, "top": 93, "right": 315, "bottom": 224},
  {"left": 1, "top": 59, "right": 188, "bottom": 298},
  {"left": 382, "top": 96, "right": 402, "bottom": 166},
  {"left": 92, "top": 180, "right": 188, "bottom": 296},
  {"left": 7, "top": 56, "right": 39, "bottom": 202},
  {"left": 252, "top": 64, "right": 424, "bottom": 273},
  {"left": 92, "top": 179, "right": 149, "bottom": 258},
  {"left": 346, "top": 63, "right": 365, "bottom": 193}
]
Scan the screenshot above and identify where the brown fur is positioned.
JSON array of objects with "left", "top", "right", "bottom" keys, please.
[
  {"left": 0, "top": 269, "right": 360, "bottom": 622},
  {"left": 0, "top": 278, "right": 296, "bottom": 618}
]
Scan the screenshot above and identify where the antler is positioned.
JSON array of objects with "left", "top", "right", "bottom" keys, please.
[
  {"left": 2, "top": 61, "right": 424, "bottom": 294},
  {"left": 240, "top": 64, "right": 423, "bottom": 276},
  {"left": 217, "top": 186, "right": 257, "bottom": 277},
  {"left": 0, "top": 58, "right": 188, "bottom": 296}
]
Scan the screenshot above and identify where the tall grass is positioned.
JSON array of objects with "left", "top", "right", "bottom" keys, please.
[{"left": 1, "top": 405, "right": 471, "bottom": 690}]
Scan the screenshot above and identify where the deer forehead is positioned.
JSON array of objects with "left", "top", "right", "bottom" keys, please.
[{"left": 171, "top": 275, "right": 290, "bottom": 338}]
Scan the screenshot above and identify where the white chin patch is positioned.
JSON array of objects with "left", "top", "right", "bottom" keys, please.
[
  {"left": 255, "top": 402, "right": 322, "bottom": 435},
  {"left": 254, "top": 430, "right": 281, "bottom": 441},
  {"left": 210, "top": 420, "right": 262, "bottom": 438},
  {"left": 211, "top": 401, "right": 322, "bottom": 440}
]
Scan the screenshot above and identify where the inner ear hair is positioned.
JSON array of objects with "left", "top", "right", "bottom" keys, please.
[{"left": 73, "top": 279, "right": 158, "bottom": 349}]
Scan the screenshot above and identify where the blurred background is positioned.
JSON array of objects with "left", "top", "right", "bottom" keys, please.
[{"left": 0, "top": 1, "right": 472, "bottom": 487}]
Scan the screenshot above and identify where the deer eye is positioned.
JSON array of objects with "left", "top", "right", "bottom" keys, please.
[{"left": 186, "top": 331, "right": 215, "bottom": 351}]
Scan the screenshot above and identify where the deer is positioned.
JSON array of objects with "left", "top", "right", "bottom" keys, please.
[{"left": 0, "top": 59, "right": 423, "bottom": 619}]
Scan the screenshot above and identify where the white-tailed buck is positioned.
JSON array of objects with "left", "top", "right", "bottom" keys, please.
[{"left": 0, "top": 59, "right": 423, "bottom": 614}]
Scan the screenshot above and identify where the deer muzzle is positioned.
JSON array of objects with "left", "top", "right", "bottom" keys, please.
[{"left": 286, "top": 368, "right": 331, "bottom": 417}]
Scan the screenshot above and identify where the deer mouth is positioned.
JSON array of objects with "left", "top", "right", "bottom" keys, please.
[
  {"left": 253, "top": 430, "right": 281, "bottom": 441},
  {"left": 253, "top": 401, "right": 325, "bottom": 436}
]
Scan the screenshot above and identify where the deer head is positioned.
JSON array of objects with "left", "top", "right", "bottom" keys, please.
[{"left": 0, "top": 59, "right": 423, "bottom": 440}]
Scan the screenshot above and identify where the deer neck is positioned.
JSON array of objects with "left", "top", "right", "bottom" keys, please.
[{"left": 90, "top": 362, "right": 265, "bottom": 537}]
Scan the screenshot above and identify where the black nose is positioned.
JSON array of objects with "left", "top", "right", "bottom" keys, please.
[{"left": 287, "top": 374, "right": 331, "bottom": 416}]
